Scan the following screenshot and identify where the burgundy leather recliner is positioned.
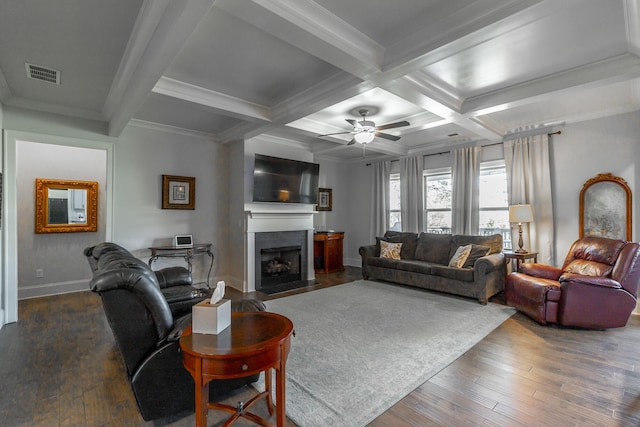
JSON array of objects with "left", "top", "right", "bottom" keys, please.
[{"left": 505, "top": 237, "right": 640, "bottom": 329}]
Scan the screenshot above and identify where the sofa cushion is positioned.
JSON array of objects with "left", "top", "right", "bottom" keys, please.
[
  {"left": 449, "top": 234, "right": 503, "bottom": 259},
  {"left": 414, "top": 233, "right": 452, "bottom": 264},
  {"left": 368, "top": 257, "right": 433, "bottom": 275},
  {"left": 380, "top": 240, "right": 402, "bottom": 260},
  {"left": 463, "top": 244, "right": 491, "bottom": 268},
  {"left": 430, "top": 264, "right": 474, "bottom": 281},
  {"left": 380, "top": 231, "right": 419, "bottom": 260},
  {"left": 448, "top": 244, "right": 472, "bottom": 268}
]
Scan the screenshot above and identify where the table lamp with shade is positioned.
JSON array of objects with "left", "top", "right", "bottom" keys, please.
[{"left": 509, "top": 204, "right": 534, "bottom": 253}]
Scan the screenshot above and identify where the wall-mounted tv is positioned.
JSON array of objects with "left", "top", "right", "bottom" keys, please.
[{"left": 252, "top": 154, "right": 320, "bottom": 204}]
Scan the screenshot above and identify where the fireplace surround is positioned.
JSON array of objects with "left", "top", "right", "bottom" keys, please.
[{"left": 245, "top": 208, "right": 315, "bottom": 292}]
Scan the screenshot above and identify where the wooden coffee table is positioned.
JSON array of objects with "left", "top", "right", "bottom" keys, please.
[{"left": 180, "top": 311, "right": 294, "bottom": 427}]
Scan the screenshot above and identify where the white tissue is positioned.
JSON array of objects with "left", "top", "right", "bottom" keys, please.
[{"left": 210, "top": 280, "right": 225, "bottom": 304}]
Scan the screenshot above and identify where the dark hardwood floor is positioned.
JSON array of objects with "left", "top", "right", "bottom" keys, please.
[{"left": 2, "top": 266, "right": 640, "bottom": 426}]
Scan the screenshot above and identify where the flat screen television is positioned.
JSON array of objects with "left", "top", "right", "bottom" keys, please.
[{"left": 252, "top": 154, "right": 319, "bottom": 204}]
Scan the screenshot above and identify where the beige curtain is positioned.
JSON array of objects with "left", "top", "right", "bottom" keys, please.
[
  {"left": 371, "top": 161, "right": 391, "bottom": 242},
  {"left": 504, "top": 133, "right": 555, "bottom": 265},
  {"left": 452, "top": 146, "right": 480, "bottom": 234},
  {"left": 400, "top": 156, "right": 424, "bottom": 233}
]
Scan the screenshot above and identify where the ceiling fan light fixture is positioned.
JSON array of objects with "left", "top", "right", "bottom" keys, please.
[{"left": 354, "top": 130, "right": 375, "bottom": 144}]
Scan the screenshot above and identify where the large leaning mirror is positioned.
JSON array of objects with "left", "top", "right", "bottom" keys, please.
[
  {"left": 35, "top": 178, "right": 98, "bottom": 233},
  {"left": 579, "top": 173, "right": 631, "bottom": 240}
]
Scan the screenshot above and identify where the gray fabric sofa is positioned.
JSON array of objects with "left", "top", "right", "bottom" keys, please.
[{"left": 359, "top": 231, "right": 505, "bottom": 304}]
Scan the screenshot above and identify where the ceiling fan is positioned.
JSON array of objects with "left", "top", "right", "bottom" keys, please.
[{"left": 318, "top": 109, "right": 410, "bottom": 145}]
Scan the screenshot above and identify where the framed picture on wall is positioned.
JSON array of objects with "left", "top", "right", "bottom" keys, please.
[
  {"left": 317, "top": 188, "right": 332, "bottom": 211},
  {"left": 580, "top": 173, "right": 631, "bottom": 240},
  {"left": 162, "top": 175, "right": 196, "bottom": 210}
]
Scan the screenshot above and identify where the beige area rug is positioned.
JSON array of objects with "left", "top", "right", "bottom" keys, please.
[{"left": 256, "top": 280, "right": 515, "bottom": 427}]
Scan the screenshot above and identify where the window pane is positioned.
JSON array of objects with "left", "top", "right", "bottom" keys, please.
[
  {"left": 426, "top": 175, "right": 452, "bottom": 209},
  {"left": 479, "top": 167, "right": 508, "bottom": 208},
  {"left": 390, "top": 174, "right": 401, "bottom": 210},
  {"left": 479, "top": 210, "right": 509, "bottom": 230},
  {"left": 426, "top": 212, "right": 451, "bottom": 233},
  {"left": 390, "top": 212, "right": 402, "bottom": 231}
]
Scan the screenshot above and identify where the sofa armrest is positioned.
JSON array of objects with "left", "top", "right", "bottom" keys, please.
[
  {"left": 359, "top": 245, "right": 377, "bottom": 279},
  {"left": 154, "top": 266, "right": 193, "bottom": 288},
  {"left": 519, "top": 263, "right": 563, "bottom": 280},
  {"left": 473, "top": 253, "right": 504, "bottom": 274},
  {"left": 359, "top": 245, "right": 377, "bottom": 258},
  {"left": 560, "top": 273, "right": 621, "bottom": 289}
]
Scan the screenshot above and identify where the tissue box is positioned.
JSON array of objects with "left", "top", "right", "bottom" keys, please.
[{"left": 192, "top": 299, "right": 231, "bottom": 334}]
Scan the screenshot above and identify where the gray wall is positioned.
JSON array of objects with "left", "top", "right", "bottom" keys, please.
[
  {"left": 5, "top": 107, "right": 232, "bottom": 298},
  {"left": 16, "top": 141, "right": 107, "bottom": 297}
]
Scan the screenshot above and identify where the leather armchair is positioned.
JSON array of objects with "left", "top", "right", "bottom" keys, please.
[
  {"left": 505, "top": 237, "right": 640, "bottom": 329},
  {"left": 85, "top": 243, "right": 266, "bottom": 420}
]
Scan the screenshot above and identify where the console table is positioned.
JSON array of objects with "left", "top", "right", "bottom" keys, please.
[
  {"left": 148, "top": 243, "right": 214, "bottom": 285},
  {"left": 180, "top": 311, "right": 294, "bottom": 427}
]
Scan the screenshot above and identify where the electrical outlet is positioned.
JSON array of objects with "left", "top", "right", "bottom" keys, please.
[{"left": 35, "top": 269, "right": 44, "bottom": 278}]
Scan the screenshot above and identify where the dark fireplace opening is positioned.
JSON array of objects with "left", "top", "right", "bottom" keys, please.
[{"left": 260, "top": 245, "right": 302, "bottom": 288}]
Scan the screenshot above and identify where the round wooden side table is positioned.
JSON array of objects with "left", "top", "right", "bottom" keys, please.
[{"left": 180, "top": 311, "right": 294, "bottom": 427}]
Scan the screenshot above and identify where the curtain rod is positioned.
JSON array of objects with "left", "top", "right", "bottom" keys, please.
[{"left": 365, "top": 130, "right": 561, "bottom": 164}]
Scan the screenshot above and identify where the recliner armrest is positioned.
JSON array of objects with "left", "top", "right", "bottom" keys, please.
[
  {"left": 519, "top": 263, "right": 563, "bottom": 280},
  {"left": 560, "top": 273, "right": 621, "bottom": 289},
  {"left": 155, "top": 266, "right": 193, "bottom": 288},
  {"left": 167, "top": 313, "right": 192, "bottom": 342}
]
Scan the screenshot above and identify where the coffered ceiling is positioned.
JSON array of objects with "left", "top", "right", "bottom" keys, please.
[{"left": 1, "top": 0, "right": 639, "bottom": 162}]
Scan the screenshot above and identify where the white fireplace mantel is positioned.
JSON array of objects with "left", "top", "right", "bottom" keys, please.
[{"left": 245, "top": 206, "right": 316, "bottom": 292}]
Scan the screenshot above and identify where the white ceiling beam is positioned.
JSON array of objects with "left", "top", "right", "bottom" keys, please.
[
  {"left": 102, "top": 0, "right": 171, "bottom": 122},
  {"left": 249, "top": 0, "right": 384, "bottom": 75},
  {"left": 215, "top": 0, "right": 382, "bottom": 79},
  {"left": 384, "top": 73, "right": 503, "bottom": 142},
  {"left": 153, "top": 77, "right": 272, "bottom": 122},
  {"left": 382, "top": 0, "right": 546, "bottom": 79},
  {"left": 107, "top": 0, "right": 216, "bottom": 137},
  {"left": 463, "top": 53, "right": 640, "bottom": 116}
]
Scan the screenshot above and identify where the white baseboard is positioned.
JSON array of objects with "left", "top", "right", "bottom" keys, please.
[{"left": 18, "top": 279, "right": 90, "bottom": 300}]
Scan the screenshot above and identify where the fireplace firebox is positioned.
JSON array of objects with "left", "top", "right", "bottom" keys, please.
[{"left": 254, "top": 230, "right": 311, "bottom": 294}]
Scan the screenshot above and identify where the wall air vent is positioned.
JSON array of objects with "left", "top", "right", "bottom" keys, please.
[{"left": 25, "top": 63, "right": 60, "bottom": 84}]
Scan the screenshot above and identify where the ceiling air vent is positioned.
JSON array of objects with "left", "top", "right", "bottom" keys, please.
[{"left": 25, "top": 63, "right": 60, "bottom": 84}]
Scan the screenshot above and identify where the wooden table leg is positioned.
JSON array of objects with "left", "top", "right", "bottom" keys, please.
[
  {"left": 194, "top": 358, "right": 208, "bottom": 427},
  {"left": 275, "top": 362, "right": 286, "bottom": 426},
  {"left": 264, "top": 368, "right": 274, "bottom": 415}
]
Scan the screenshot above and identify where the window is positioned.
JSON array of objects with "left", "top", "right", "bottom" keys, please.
[
  {"left": 423, "top": 169, "right": 452, "bottom": 233},
  {"left": 389, "top": 173, "right": 401, "bottom": 230},
  {"left": 479, "top": 161, "right": 510, "bottom": 249}
]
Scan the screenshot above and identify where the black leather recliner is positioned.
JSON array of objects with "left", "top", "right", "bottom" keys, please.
[
  {"left": 84, "top": 242, "right": 209, "bottom": 317},
  {"left": 84, "top": 242, "right": 265, "bottom": 421}
]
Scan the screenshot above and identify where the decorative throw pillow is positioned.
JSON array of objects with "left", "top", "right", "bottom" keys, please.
[
  {"left": 462, "top": 244, "right": 491, "bottom": 268},
  {"left": 380, "top": 240, "right": 402, "bottom": 260},
  {"left": 448, "top": 244, "right": 472, "bottom": 268}
]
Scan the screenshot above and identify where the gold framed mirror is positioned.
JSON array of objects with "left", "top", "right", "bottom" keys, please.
[
  {"left": 579, "top": 173, "right": 631, "bottom": 240},
  {"left": 35, "top": 178, "right": 98, "bottom": 233}
]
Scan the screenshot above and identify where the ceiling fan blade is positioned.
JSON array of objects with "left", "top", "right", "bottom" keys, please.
[
  {"left": 347, "top": 138, "right": 356, "bottom": 145},
  {"left": 345, "top": 119, "right": 357, "bottom": 126},
  {"left": 375, "top": 132, "right": 401, "bottom": 141},
  {"left": 376, "top": 121, "right": 410, "bottom": 131},
  {"left": 318, "top": 131, "right": 353, "bottom": 137}
]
